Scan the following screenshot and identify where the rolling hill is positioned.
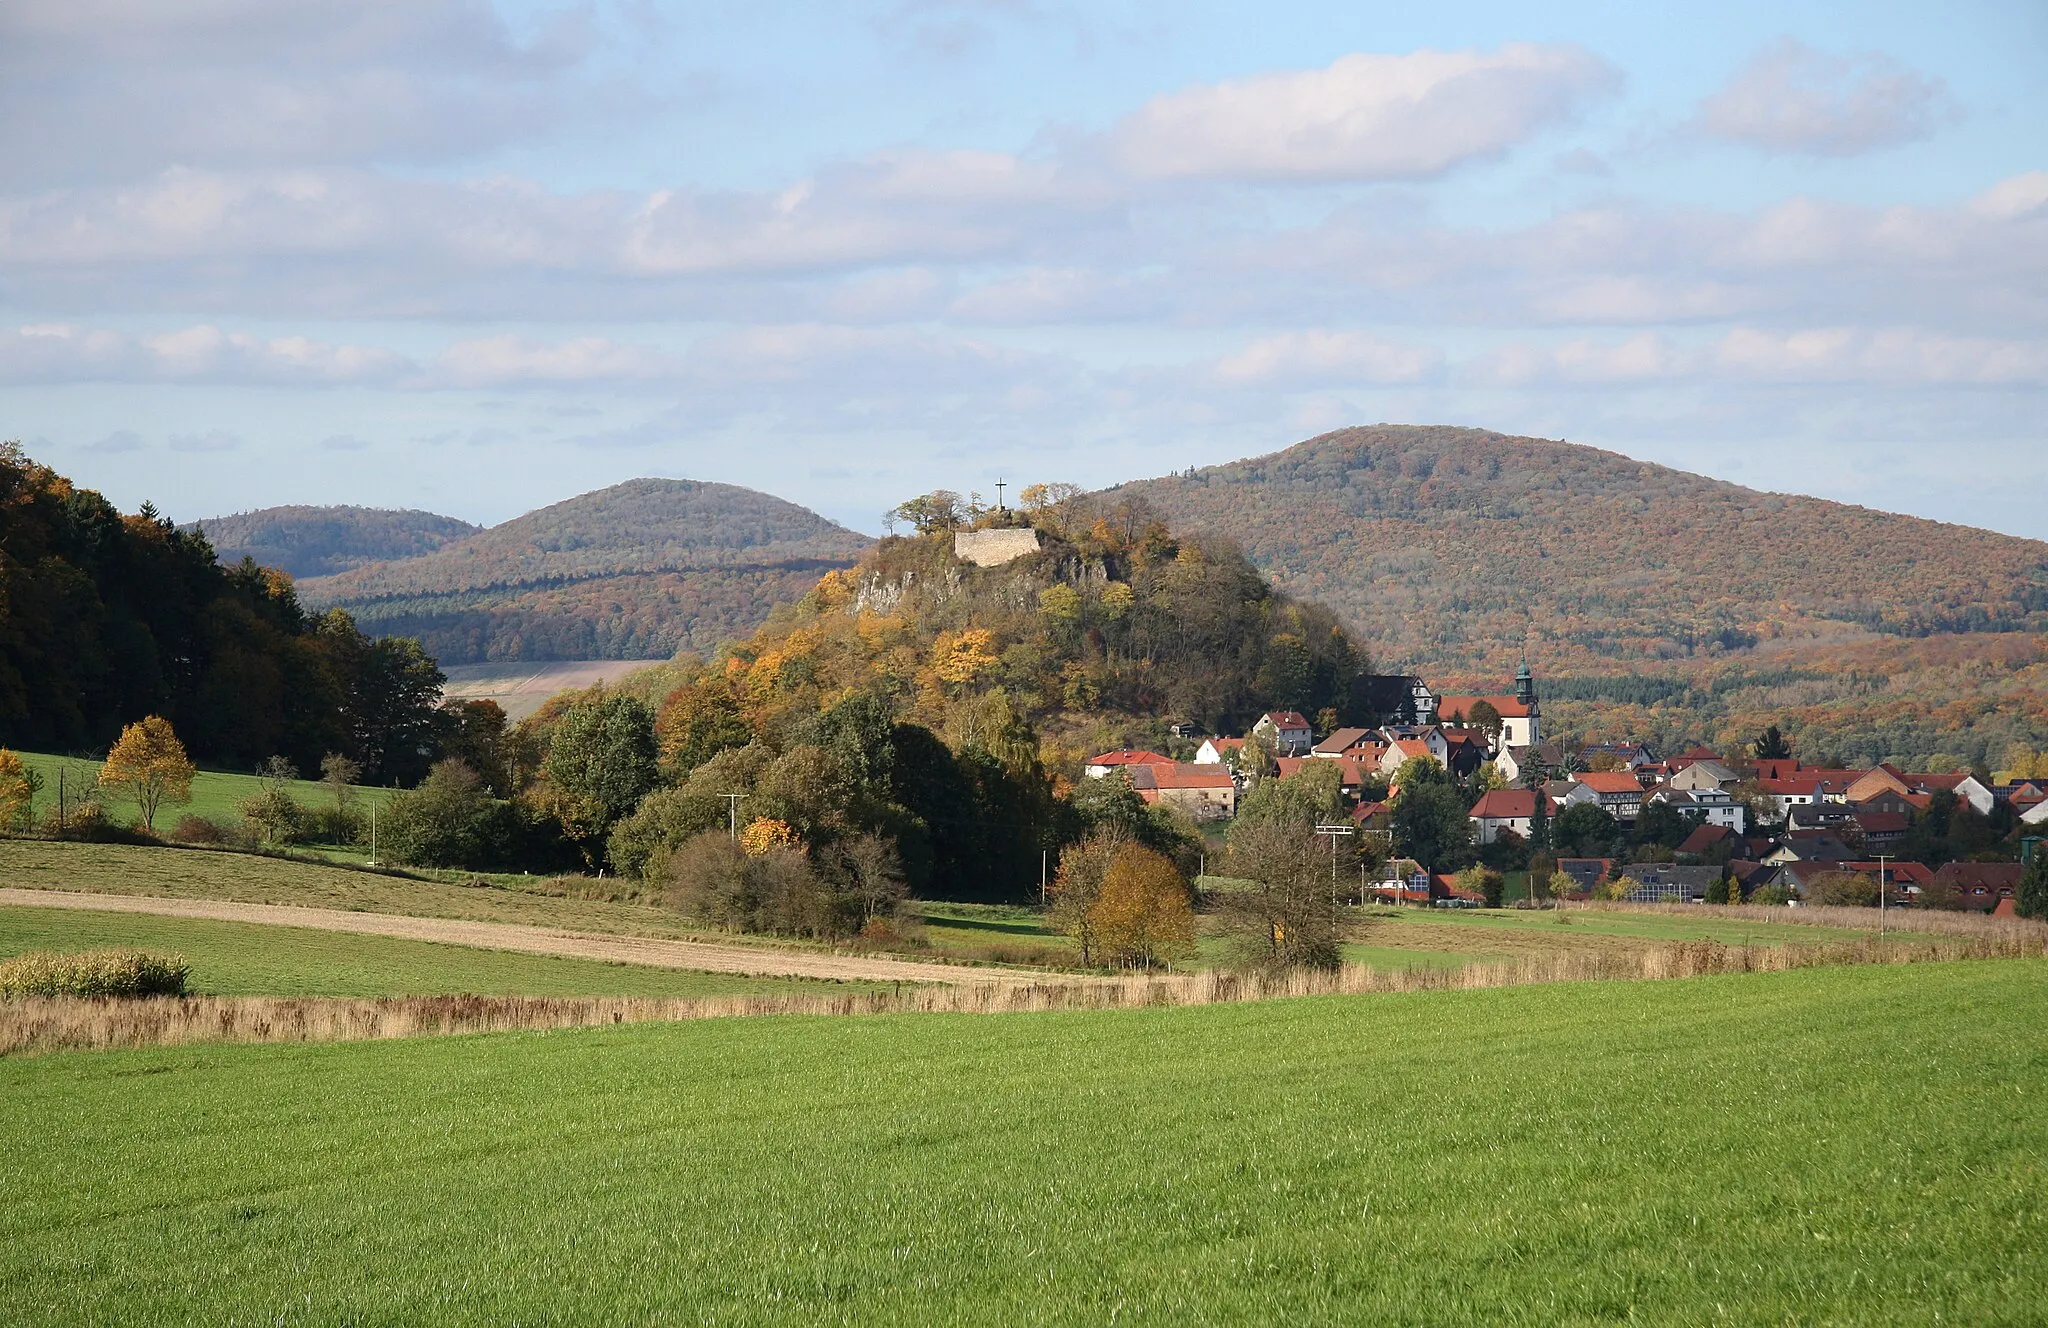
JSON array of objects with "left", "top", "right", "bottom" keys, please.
[
  {"left": 298, "top": 479, "right": 873, "bottom": 664},
  {"left": 1114, "top": 425, "right": 2048, "bottom": 677},
  {"left": 186, "top": 506, "right": 481, "bottom": 580}
]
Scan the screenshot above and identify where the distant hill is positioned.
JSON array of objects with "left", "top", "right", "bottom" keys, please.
[
  {"left": 1115, "top": 425, "right": 2048, "bottom": 675},
  {"left": 187, "top": 506, "right": 481, "bottom": 580},
  {"left": 299, "top": 479, "right": 873, "bottom": 664}
]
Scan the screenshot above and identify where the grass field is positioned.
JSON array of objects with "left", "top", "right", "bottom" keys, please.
[
  {"left": 0, "top": 905, "right": 866, "bottom": 999},
  {"left": 0, "top": 839, "right": 702, "bottom": 937},
  {"left": 2, "top": 959, "right": 2041, "bottom": 1323},
  {"left": 16, "top": 750, "right": 399, "bottom": 860}
]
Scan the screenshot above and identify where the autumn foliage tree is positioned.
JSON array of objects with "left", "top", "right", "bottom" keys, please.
[
  {"left": 99, "top": 716, "right": 194, "bottom": 832},
  {"left": 1089, "top": 843, "right": 1195, "bottom": 970},
  {"left": 0, "top": 749, "right": 31, "bottom": 830}
]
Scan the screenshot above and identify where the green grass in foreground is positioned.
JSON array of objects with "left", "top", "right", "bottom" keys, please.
[
  {"left": 4, "top": 961, "right": 2044, "bottom": 1324},
  {"left": 0, "top": 906, "right": 859, "bottom": 999}
]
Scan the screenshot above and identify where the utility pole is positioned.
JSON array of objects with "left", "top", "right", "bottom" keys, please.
[
  {"left": 1315, "top": 823, "right": 1356, "bottom": 927},
  {"left": 368, "top": 801, "right": 378, "bottom": 866},
  {"left": 722, "top": 793, "right": 745, "bottom": 840},
  {"left": 1040, "top": 850, "right": 1047, "bottom": 907},
  {"left": 1876, "top": 853, "right": 1890, "bottom": 940}
]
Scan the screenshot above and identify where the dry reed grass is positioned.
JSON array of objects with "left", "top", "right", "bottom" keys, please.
[
  {"left": 5, "top": 929, "right": 2041, "bottom": 1057},
  {"left": 1590, "top": 900, "right": 2048, "bottom": 941}
]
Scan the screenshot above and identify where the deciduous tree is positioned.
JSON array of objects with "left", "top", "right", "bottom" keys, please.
[
  {"left": 1089, "top": 843, "right": 1195, "bottom": 970},
  {"left": 0, "top": 749, "right": 31, "bottom": 830},
  {"left": 100, "top": 716, "right": 194, "bottom": 832}
]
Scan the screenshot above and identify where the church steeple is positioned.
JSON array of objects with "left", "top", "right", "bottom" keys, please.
[{"left": 1515, "top": 657, "right": 1535, "bottom": 707}]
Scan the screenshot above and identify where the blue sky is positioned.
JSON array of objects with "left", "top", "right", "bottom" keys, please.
[{"left": 1, "top": 0, "right": 2042, "bottom": 537}]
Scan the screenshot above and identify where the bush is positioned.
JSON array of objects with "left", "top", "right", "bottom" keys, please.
[
  {"left": 171, "top": 815, "right": 226, "bottom": 844},
  {"left": 0, "top": 949, "right": 189, "bottom": 998}
]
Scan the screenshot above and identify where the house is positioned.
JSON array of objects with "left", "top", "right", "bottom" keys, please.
[
  {"left": 1578, "top": 741, "right": 1658, "bottom": 774},
  {"left": 1372, "top": 858, "right": 1432, "bottom": 905},
  {"left": 1553, "top": 858, "right": 1613, "bottom": 895},
  {"left": 1193, "top": 737, "right": 1246, "bottom": 766},
  {"left": 1275, "top": 756, "right": 1372, "bottom": 797},
  {"left": 1677, "top": 823, "right": 1735, "bottom": 857},
  {"left": 1084, "top": 749, "right": 1174, "bottom": 779},
  {"left": 1761, "top": 830, "right": 1856, "bottom": 865},
  {"left": 1845, "top": 861, "right": 1934, "bottom": 899},
  {"left": 1350, "top": 675, "right": 1438, "bottom": 728},
  {"left": 1311, "top": 727, "right": 1375, "bottom": 758},
  {"left": 1251, "top": 711, "right": 1314, "bottom": 757},
  {"left": 1437, "top": 663, "right": 1542, "bottom": 749},
  {"left": 1380, "top": 725, "right": 1449, "bottom": 763},
  {"left": 1565, "top": 771, "right": 1646, "bottom": 823},
  {"left": 1667, "top": 759, "right": 1741, "bottom": 793},
  {"left": 1440, "top": 728, "right": 1490, "bottom": 778},
  {"left": 1931, "top": 861, "right": 2023, "bottom": 912},
  {"left": 1503, "top": 740, "right": 1568, "bottom": 786},
  {"left": 1126, "top": 763, "right": 1237, "bottom": 820},
  {"left": 1786, "top": 801, "right": 1859, "bottom": 833},
  {"left": 1352, "top": 799, "right": 1392, "bottom": 832},
  {"left": 1846, "top": 764, "right": 1996, "bottom": 816},
  {"left": 2024, "top": 799, "right": 2048, "bottom": 828},
  {"left": 1617, "top": 863, "right": 1723, "bottom": 903},
  {"left": 1850, "top": 810, "right": 1910, "bottom": 851},
  {"left": 1726, "top": 859, "right": 1775, "bottom": 900},
  {"left": 1468, "top": 787, "right": 1538, "bottom": 845},
  {"left": 1667, "top": 745, "right": 1727, "bottom": 772},
  {"left": 1649, "top": 785, "right": 1746, "bottom": 832},
  {"left": 1380, "top": 736, "right": 1444, "bottom": 779}
]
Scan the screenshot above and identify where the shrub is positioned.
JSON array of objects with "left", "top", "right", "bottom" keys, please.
[
  {"left": 0, "top": 949, "right": 189, "bottom": 998},
  {"left": 171, "top": 815, "right": 226, "bottom": 844}
]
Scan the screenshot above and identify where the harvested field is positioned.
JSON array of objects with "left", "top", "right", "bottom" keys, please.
[
  {"left": 6, "top": 927, "right": 2037, "bottom": 1055},
  {"left": 0, "top": 889, "right": 1045, "bottom": 987}
]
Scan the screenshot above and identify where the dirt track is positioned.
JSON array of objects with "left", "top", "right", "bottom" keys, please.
[{"left": 0, "top": 889, "right": 1064, "bottom": 987}]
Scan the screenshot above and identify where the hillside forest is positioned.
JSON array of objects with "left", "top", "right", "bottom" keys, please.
[
  {"left": 295, "top": 478, "right": 872, "bottom": 664},
  {"left": 185, "top": 506, "right": 481, "bottom": 580},
  {"left": 0, "top": 444, "right": 464, "bottom": 785},
  {"left": 1123, "top": 425, "right": 2048, "bottom": 675}
]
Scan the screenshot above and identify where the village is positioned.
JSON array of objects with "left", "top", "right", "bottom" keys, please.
[{"left": 1087, "top": 665, "right": 2048, "bottom": 914}]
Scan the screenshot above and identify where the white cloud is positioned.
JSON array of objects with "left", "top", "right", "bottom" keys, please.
[
  {"left": 1467, "top": 327, "right": 2048, "bottom": 388},
  {"left": 1697, "top": 38, "right": 1954, "bottom": 156},
  {"left": 430, "top": 335, "right": 675, "bottom": 387},
  {"left": 0, "top": 322, "right": 408, "bottom": 385},
  {"left": 0, "top": 0, "right": 607, "bottom": 185},
  {"left": 1110, "top": 44, "right": 1619, "bottom": 181},
  {"left": 1212, "top": 330, "right": 1443, "bottom": 387}
]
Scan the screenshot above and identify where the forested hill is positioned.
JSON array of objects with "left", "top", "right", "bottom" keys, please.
[
  {"left": 186, "top": 506, "right": 481, "bottom": 580},
  {"left": 298, "top": 479, "right": 874, "bottom": 665},
  {"left": 1115, "top": 425, "right": 2048, "bottom": 674}
]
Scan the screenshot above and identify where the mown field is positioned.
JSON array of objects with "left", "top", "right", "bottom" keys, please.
[
  {"left": 1, "top": 839, "right": 1918, "bottom": 980},
  {"left": 0, "top": 905, "right": 862, "bottom": 1000},
  {"left": 3, "top": 959, "right": 2041, "bottom": 1323},
  {"left": 16, "top": 750, "right": 399, "bottom": 860}
]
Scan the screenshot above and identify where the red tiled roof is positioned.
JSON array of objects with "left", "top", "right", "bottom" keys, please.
[
  {"left": 1260, "top": 711, "right": 1311, "bottom": 730},
  {"left": 1853, "top": 811, "right": 1910, "bottom": 834},
  {"left": 1845, "top": 861, "right": 1934, "bottom": 886},
  {"left": 1677, "top": 824, "right": 1733, "bottom": 855},
  {"left": 1311, "top": 727, "right": 1374, "bottom": 755},
  {"left": 1932, "top": 861, "right": 2022, "bottom": 890},
  {"left": 1390, "top": 738, "right": 1435, "bottom": 761},
  {"left": 1130, "top": 763, "right": 1234, "bottom": 791},
  {"left": 1276, "top": 756, "right": 1370, "bottom": 784},
  {"left": 1087, "top": 749, "right": 1172, "bottom": 768},
  {"left": 1468, "top": 788, "right": 1537, "bottom": 819},
  {"left": 1573, "top": 771, "right": 1645, "bottom": 795}
]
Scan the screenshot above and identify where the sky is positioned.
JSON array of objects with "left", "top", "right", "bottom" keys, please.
[{"left": 1, "top": 0, "right": 2043, "bottom": 538}]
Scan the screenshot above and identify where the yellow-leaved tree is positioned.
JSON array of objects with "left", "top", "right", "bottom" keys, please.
[
  {"left": 0, "top": 749, "right": 32, "bottom": 830},
  {"left": 100, "top": 716, "right": 195, "bottom": 832},
  {"left": 1089, "top": 842, "right": 1195, "bottom": 971},
  {"left": 739, "top": 816, "right": 797, "bottom": 856}
]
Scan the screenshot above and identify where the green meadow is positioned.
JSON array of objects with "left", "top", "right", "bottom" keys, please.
[
  {"left": 16, "top": 749, "right": 403, "bottom": 831},
  {"left": 4, "top": 960, "right": 2042, "bottom": 1324},
  {"left": 0, "top": 905, "right": 861, "bottom": 999}
]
